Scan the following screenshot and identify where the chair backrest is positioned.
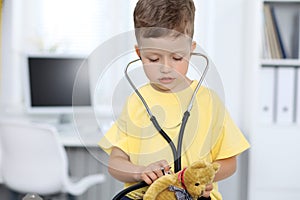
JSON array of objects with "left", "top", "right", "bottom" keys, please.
[
  {"left": 0, "top": 134, "right": 3, "bottom": 184},
  {"left": 0, "top": 120, "right": 68, "bottom": 195}
]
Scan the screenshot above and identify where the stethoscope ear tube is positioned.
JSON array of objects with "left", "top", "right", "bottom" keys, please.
[
  {"left": 174, "top": 110, "right": 190, "bottom": 172},
  {"left": 124, "top": 58, "right": 153, "bottom": 118},
  {"left": 150, "top": 116, "right": 177, "bottom": 171},
  {"left": 187, "top": 52, "right": 209, "bottom": 112}
]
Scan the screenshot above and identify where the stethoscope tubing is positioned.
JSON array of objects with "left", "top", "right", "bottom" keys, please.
[
  {"left": 113, "top": 52, "right": 210, "bottom": 200},
  {"left": 124, "top": 52, "right": 209, "bottom": 171}
]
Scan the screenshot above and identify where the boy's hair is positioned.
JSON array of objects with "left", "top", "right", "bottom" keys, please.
[{"left": 134, "top": 0, "right": 195, "bottom": 41}]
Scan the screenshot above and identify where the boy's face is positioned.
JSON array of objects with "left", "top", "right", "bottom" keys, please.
[{"left": 135, "top": 36, "right": 196, "bottom": 93}]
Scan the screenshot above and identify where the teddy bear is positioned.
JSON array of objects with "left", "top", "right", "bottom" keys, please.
[{"left": 143, "top": 160, "right": 220, "bottom": 200}]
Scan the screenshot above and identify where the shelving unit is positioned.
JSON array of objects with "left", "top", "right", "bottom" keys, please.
[
  {"left": 261, "top": 58, "right": 300, "bottom": 66},
  {"left": 258, "top": 0, "right": 300, "bottom": 124},
  {"left": 246, "top": 0, "right": 300, "bottom": 199}
]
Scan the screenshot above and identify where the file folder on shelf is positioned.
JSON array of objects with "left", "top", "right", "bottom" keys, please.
[
  {"left": 297, "top": 68, "right": 300, "bottom": 124},
  {"left": 259, "top": 67, "right": 275, "bottom": 124},
  {"left": 276, "top": 67, "right": 295, "bottom": 124}
]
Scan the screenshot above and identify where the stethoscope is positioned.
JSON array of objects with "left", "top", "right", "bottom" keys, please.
[{"left": 113, "top": 52, "right": 210, "bottom": 200}]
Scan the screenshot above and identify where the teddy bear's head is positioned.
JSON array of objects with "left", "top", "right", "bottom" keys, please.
[
  {"left": 143, "top": 160, "right": 220, "bottom": 200},
  {"left": 178, "top": 161, "right": 220, "bottom": 198}
]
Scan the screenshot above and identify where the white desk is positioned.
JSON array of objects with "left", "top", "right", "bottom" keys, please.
[
  {"left": 55, "top": 116, "right": 109, "bottom": 147},
  {"left": 58, "top": 127, "right": 102, "bottom": 147},
  {"left": 0, "top": 112, "right": 108, "bottom": 147}
]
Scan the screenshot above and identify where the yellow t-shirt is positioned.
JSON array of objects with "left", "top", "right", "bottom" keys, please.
[{"left": 99, "top": 81, "right": 250, "bottom": 199}]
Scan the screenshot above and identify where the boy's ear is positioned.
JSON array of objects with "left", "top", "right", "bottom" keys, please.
[
  {"left": 191, "top": 41, "right": 197, "bottom": 52},
  {"left": 134, "top": 45, "right": 141, "bottom": 59}
]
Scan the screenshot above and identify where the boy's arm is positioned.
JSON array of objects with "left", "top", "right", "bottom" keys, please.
[
  {"left": 213, "top": 156, "right": 237, "bottom": 181},
  {"left": 108, "top": 146, "right": 144, "bottom": 183},
  {"left": 108, "top": 146, "right": 170, "bottom": 184}
]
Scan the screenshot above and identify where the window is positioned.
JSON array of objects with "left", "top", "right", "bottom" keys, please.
[{"left": 24, "top": 0, "right": 137, "bottom": 54}]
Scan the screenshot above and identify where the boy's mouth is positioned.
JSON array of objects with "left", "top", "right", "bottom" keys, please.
[{"left": 159, "top": 77, "right": 175, "bottom": 84}]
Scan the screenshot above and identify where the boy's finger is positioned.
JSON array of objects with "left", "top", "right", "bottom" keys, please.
[
  {"left": 201, "top": 191, "right": 211, "bottom": 198},
  {"left": 205, "top": 183, "right": 213, "bottom": 192},
  {"left": 141, "top": 173, "right": 153, "bottom": 185},
  {"left": 156, "top": 160, "right": 171, "bottom": 172},
  {"left": 160, "top": 166, "right": 172, "bottom": 175},
  {"left": 163, "top": 165, "right": 172, "bottom": 173},
  {"left": 153, "top": 167, "right": 164, "bottom": 177},
  {"left": 148, "top": 171, "right": 158, "bottom": 182}
]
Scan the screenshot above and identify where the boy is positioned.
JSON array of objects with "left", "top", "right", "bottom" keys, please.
[{"left": 99, "top": 0, "right": 250, "bottom": 199}]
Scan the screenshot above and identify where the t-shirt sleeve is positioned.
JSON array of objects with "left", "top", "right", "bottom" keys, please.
[
  {"left": 98, "top": 122, "right": 129, "bottom": 155},
  {"left": 208, "top": 90, "right": 250, "bottom": 160},
  {"left": 211, "top": 110, "right": 250, "bottom": 160},
  {"left": 98, "top": 97, "right": 131, "bottom": 155}
]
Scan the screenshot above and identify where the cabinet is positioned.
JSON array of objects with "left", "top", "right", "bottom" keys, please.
[{"left": 245, "top": 1, "right": 300, "bottom": 199}]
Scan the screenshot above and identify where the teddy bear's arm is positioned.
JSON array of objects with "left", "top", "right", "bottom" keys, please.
[{"left": 143, "top": 175, "right": 177, "bottom": 200}]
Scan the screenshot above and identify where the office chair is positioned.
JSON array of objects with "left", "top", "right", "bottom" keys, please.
[
  {"left": 0, "top": 120, "right": 105, "bottom": 199},
  {"left": 0, "top": 140, "right": 2, "bottom": 184}
]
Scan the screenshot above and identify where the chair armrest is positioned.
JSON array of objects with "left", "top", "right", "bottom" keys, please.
[{"left": 64, "top": 174, "right": 106, "bottom": 196}]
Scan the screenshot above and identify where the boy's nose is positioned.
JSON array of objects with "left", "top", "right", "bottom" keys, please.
[
  {"left": 160, "top": 64, "right": 172, "bottom": 73},
  {"left": 160, "top": 60, "right": 172, "bottom": 73}
]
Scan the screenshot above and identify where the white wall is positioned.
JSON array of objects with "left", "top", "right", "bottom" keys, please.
[
  {"left": 206, "top": 1, "right": 250, "bottom": 200},
  {"left": 1, "top": 0, "right": 24, "bottom": 112},
  {"left": 209, "top": 0, "right": 246, "bottom": 123}
]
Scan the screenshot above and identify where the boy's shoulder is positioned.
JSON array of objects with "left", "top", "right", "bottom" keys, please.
[{"left": 126, "top": 83, "right": 152, "bottom": 105}]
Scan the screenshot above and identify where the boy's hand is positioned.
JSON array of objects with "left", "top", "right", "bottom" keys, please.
[
  {"left": 140, "top": 160, "right": 170, "bottom": 185},
  {"left": 201, "top": 183, "right": 213, "bottom": 198}
]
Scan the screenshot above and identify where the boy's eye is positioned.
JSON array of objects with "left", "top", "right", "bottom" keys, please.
[
  {"left": 173, "top": 57, "right": 183, "bottom": 61},
  {"left": 149, "top": 58, "right": 159, "bottom": 62}
]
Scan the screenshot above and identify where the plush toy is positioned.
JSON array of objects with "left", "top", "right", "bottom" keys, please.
[{"left": 143, "top": 160, "right": 220, "bottom": 200}]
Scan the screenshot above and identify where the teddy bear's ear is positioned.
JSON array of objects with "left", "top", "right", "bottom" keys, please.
[
  {"left": 190, "top": 160, "right": 207, "bottom": 169},
  {"left": 212, "top": 162, "right": 220, "bottom": 172}
]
